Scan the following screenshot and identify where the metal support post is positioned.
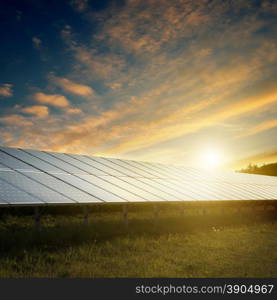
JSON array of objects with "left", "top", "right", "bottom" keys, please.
[
  {"left": 180, "top": 204, "right": 185, "bottom": 217},
  {"left": 34, "top": 206, "right": 41, "bottom": 231},
  {"left": 83, "top": 205, "right": 89, "bottom": 225},
  {"left": 123, "top": 204, "right": 128, "bottom": 228},
  {"left": 153, "top": 204, "right": 159, "bottom": 219}
]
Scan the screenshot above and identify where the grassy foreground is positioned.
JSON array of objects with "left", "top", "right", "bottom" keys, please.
[{"left": 0, "top": 205, "right": 277, "bottom": 277}]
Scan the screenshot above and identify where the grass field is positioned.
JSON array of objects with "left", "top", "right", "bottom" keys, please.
[{"left": 0, "top": 204, "right": 277, "bottom": 278}]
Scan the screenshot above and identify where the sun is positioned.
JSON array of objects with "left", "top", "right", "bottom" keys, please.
[{"left": 200, "top": 147, "right": 224, "bottom": 169}]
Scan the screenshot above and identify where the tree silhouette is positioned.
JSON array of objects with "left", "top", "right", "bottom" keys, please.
[{"left": 238, "top": 162, "right": 277, "bottom": 177}]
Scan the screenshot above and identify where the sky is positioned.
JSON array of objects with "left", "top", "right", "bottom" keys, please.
[{"left": 0, "top": 0, "right": 276, "bottom": 170}]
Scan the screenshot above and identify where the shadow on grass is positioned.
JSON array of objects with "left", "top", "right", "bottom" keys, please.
[{"left": 0, "top": 208, "right": 276, "bottom": 259}]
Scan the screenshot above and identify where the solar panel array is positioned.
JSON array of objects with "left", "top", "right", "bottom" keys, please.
[{"left": 0, "top": 146, "right": 276, "bottom": 206}]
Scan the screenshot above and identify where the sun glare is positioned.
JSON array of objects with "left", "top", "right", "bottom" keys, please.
[{"left": 200, "top": 147, "right": 224, "bottom": 169}]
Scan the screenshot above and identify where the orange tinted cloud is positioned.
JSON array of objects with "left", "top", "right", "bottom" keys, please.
[
  {"left": 1, "top": 0, "right": 276, "bottom": 166},
  {"left": 21, "top": 105, "right": 49, "bottom": 118},
  {"left": 98, "top": 0, "right": 211, "bottom": 54},
  {"left": 103, "top": 83, "right": 277, "bottom": 155},
  {"left": 0, "top": 84, "right": 13, "bottom": 97},
  {"left": 0, "top": 114, "right": 33, "bottom": 127},
  {"left": 236, "top": 119, "right": 277, "bottom": 139},
  {"left": 65, "top": 107, "right": 83, "bottom": 114},
  {"left": 51, "top": 76, "right": 95, "bottom": 97},
  {"left": 73, "top": 46, "right": 126, "bottom": 79},
  {"left": 34, "top": 92, "right": 70, "bottom": 107},
  {"left": 4, "top": 76, "right": 276, "bottom": 158}
]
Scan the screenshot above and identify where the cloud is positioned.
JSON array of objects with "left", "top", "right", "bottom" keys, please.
[
  {"left": 61, "top": 24, "right": 73, "bottom": 41},
  {"left": 231, "top": 149, "right": 277, "bottom": 169},
  {"left": 94, "top": 0, "right": 212, "bottom": 54},
  {"left": 34, "top": 92, "right": 70, "bottom": 107},
  {"left": 101, "top": 82, "right": 277, "bottom": 156},
  {"left": 0, "top": 131, "right": 15, "bottom": 144},
  {"left": 73, "top": 46, "right": 126, "bottom": 80},
  {"left": 5, "top": 68, "right": 276, "bottom": 159},
  {"left": 1, "top": 0, "right": 276, "bottom": 166},
  {"left": 70, "top": 0, "right": 88, "bottom": 12},
  {"left": 21, "top": 105, "right": 49, "bottom": 118},
  {"left": 32, "top": 37, "right": 42, "bottom": 50},
  {"left": 107, "top": 82, "right": 122, "bottom": 90},
  {"left": 236, "top": 119, "right": 277, "bottom": 139},
  {"left": 0, "top": 114, "right": 33, "bottom": 127},
  {"left": 65, "top": 107, "right": 83, "bottom": 114},
  {"left": 50, "top": 76, "right": 95, "bottom": 97},
  {"left": 0, "top": 84, "right": 13, "bottom": 97}
]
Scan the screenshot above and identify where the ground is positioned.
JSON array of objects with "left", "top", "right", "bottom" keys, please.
[{"left": 0, "top": 205, "right": 276, "bottom": 277}]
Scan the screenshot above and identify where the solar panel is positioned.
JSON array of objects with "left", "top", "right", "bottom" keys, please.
[
  {"left": 234, "top": 183, "right": 276, "bottom": 199},
  {"left": 26, "top": 151, "right": 130, "bottom": 202},
  {"left": 0, "top": 167, "right": 74, "bottom": 204},
  {"left": 25, "top": 172, "right": 103, "bottom": 204},
  {"left": 120, "top": 159, "right": 164, "bottom": 178},
  {"left": 0, "top": 176, "right": 44, "bottom": 205},
  {"left": 91, "top": 157, "right": 146, "bottom": 177},
  {"left": 79, "top": 175, "right": 147, "bottom": 202},
  {"left": 0, "top": 146, "right": 276, "bottom": 207},
  {"left": 74, "top": 155, "right": 126, "bottom": 177},
  {"left": 52, "top": 152, "right": 107, "bottom": 176},
  {"left": 136, "top": 177, "right": 190, "bottom": 200},
  {"left": 51, "top": 153, "right": 165, "bottom": 202},
  {"left": 0, "top": 149, "right": 37, "bottom": 172},
  {"left": 96, "top": 175, "right": 163, "bottom": 202},
  {"left": 104, "top": 157, "right": 159, "bottom": 178},
  {"left": 119, "top": 176, "right": 178, "bottom": 201},
  {"left": 56, "top": 173, "right": 126, "bottom": 203},
  {"left": 24, "top": 149, "right": 88, "bottom": 175},
  {"left": 0, "top": 147, "right": 63, "bottom": 174}
]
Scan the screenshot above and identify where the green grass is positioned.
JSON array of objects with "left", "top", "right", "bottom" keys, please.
[{"left": 0, "top": 205, "right": 277, "bottom": 277}]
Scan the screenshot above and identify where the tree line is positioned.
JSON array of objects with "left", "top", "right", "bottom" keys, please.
[{"left": 238, "top": 162, "right": 277, "bottom": 177}]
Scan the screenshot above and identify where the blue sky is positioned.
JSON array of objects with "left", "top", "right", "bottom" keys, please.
[{"left": 0, "top": 0, "right": 276, "bottom": 169}]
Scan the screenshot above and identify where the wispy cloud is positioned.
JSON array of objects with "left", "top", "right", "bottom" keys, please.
[
  {"left": 94, "top": 0, "right": 212, "bottom": 54},
  {"left": 236, "top": 119, "right": 277, "bottom": 139},
  {"left": 0, "top": 84, "right": 13, "bottom": 97}
]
